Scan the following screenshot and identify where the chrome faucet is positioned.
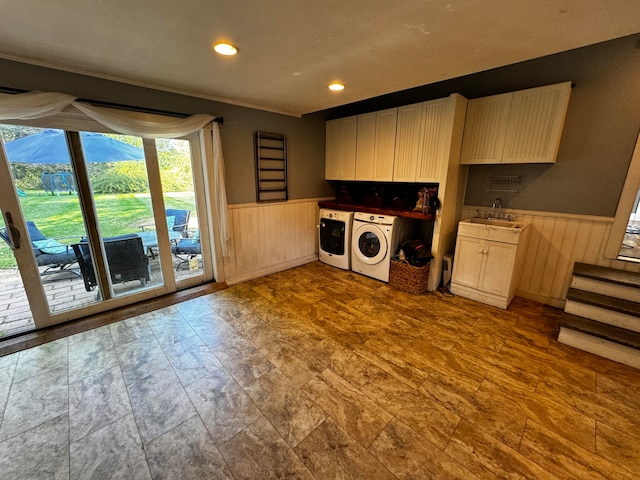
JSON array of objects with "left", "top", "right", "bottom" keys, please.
[{"left": 490, "top": 197, "right": 502, "bottom": 219}]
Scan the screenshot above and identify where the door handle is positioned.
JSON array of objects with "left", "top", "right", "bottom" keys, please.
[{"left": 4, "top": 212, "right": 21, "bottom": 249}]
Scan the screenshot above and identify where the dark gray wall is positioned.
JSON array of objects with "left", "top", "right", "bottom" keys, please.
[
  {"left": 321, "top": 33, "right": 640, "bottom": 217},
  {"left": 0, "top": 59, "right": 333, "bottom": 205}
]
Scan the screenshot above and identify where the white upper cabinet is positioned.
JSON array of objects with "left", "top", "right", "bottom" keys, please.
[
  {"left": 460, "top": 81, "right": 571, "bottom": 165},
  {"left": 393, "top": 102, "right": 423, "bottom": 182},
  {"left": 416, "top": 97, "right": 452, "bottom": 182},
  {"left": 394, "top": 96, "right": 460, "bottom": 182},
  {"left": 372, "top": 108, "right": 398, "bottom": 181},
  {"left": 355, "top": 112, "right": 376, "bottom": 180},
  {"left": 325, "top": 115, "right": 357, "bottom": 180},
  {"left": 459, "top": 93, "right": 512, "bottom": 165},
  {"left": 502, "top": 82, "right": 572, "bottom": 163},
  {"left": 355, "top": 109, "right": 397, "bottom": 181},
  {"left": 325, "top": 94, "right": 466, "bottom": 182}
]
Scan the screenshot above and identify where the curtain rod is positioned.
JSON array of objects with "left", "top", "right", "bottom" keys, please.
[{"left": 0, "top": 86, "right": 224, "bottom": 124}]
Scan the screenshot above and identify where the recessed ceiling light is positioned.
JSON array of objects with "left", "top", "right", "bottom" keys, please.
[
  {"left": 328, "top": 82, "right": 346, "bottom": 91},
  {"left": 213, "top": 42, "right": 238, "bottom": 56}
]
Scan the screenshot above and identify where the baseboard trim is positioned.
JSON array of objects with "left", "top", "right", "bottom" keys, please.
[{"left": 225, "top": 254, "right": 319, "bottom": 285}]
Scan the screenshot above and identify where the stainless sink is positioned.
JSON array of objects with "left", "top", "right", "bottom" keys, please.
[{"left": 462, "top": 218, "right": 523, "bottom": 229}]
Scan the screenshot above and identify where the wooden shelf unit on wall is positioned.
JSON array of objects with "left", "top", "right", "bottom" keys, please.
[{"left": 254, "top": 131, "right": 288, "bottom": 202}]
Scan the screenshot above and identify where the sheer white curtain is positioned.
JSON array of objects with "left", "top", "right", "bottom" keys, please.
[{"left": 0, "top": 90, "right": 231, "bottom": 256}]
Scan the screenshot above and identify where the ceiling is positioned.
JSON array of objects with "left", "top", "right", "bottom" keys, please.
[{"left": 1, "top": 1, "right": 639, "bottom": 117}]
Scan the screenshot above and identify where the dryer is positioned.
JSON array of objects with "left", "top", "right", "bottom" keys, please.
[
  {"left": 351, "top": 212, "right": 414, "bottom": 282},
  {"left": 319, "top": 208, "right": 353, "bottom": 270}
]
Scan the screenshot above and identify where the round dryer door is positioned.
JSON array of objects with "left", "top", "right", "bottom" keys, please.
[{"left": 353, "top": 224, "right": 388, "bottom": 265}]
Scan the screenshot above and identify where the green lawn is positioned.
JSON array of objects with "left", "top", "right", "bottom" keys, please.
[{"left": 0, "top": 190, "right": 196, "bottom": 269}]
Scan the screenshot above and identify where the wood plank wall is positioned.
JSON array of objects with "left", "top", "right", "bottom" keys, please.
[
  {"left": 221, "top": 200, "right": 640, "bottom": 308},
  {"left": 461, "top": 206, "right": 640, "bottom": 308},
  {"left": 223, "top": 199, "right": 321, "bottom": 284}
]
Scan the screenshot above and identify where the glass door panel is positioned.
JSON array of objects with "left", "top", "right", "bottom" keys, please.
[
  {"left": 0, "top": 126, "right": 100, "bottom": 336},
  {"left": 80, "top": 132, "right": 165, "bottom": 298},
  {"left": 157, "top": 137, "right": 204, "bottom": 281},
  {"left": 0, "top": 120, "right": 216, "bottom": 337},
  {"left": 0, "top": 209, "right": 35, "bottom": 337}
]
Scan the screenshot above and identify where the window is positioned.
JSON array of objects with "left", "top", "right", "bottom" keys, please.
[{"left": 605, "top": 132, "right": 640, "bottom": 263}]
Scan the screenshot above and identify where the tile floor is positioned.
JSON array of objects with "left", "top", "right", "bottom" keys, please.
[{"left": 1, "top": 261, "right": 640, "bottom": 479}]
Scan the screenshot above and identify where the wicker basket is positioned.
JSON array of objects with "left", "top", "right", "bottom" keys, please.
[{"left": 389, "top": 260, "right": 430, "bottom": 294}]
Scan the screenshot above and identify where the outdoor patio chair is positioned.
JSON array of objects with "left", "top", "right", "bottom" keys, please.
[
  {"left": 0, "top": 220, "right": 79, "bottom": 277},
  {"left": 165, "top": 209, "right": 191, "bottom": 237},
  {"left": 139, "top": 209, "right": 191, "bottom": 237},
  {"left": 172, "top": 230, "right": 201, "bottom": 270},
  {"left": 72, "top": 234, "right": 150, "bottom": 292}
]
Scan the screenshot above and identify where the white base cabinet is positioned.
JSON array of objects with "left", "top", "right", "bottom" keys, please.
[{"left": 451, "top": 221, "right": 530, "bottom": 309}]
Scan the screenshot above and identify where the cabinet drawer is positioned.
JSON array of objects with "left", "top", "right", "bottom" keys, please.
[{"left": 457, "top": 223, "right": 523, "bottom": 244}]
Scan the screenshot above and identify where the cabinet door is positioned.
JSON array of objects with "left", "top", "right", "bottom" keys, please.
[
  {"left": 355, "top": 112, "right": 376, "bottom": 180},
  {"left": 325, "top": 119, "right": 341, "bottom": 179},
  {"left": 478, "top": 241, "right": 517, "bottom": 296},
  {"left": 393, "top": 103, "right": 423, "bottom": 182},
  {"left": 416, "top": 97, "right": 449, "bottom": 182},
  {"left": 502, "top": 82, "right": 571, "bottom": 164},
  {"left": 338, "top": 116, "right": 358, "bottom": 180},
  {"left": 325, "top": 116, "right": 357, "bottom": 180},
  {"left": 372, "top": 108, "right": 397, "bottom": 181},
  {"left": 460, "top": 93, "right": 512, "bottom": 165},
  {"left": 451, "top": 236, "right": 484, "bottom": 289}
]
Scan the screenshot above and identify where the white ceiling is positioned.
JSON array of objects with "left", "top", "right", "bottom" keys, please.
[{"left": 1, "top": 1, "right": 639, "bottom": 117}]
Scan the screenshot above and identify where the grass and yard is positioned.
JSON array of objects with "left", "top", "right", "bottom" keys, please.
[{"left": 0, "top": 190, "right": 196, "bottom": 269}]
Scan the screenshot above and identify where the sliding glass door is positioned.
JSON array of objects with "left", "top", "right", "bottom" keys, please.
[{"left": 0, "top": 123, "right": 214, "bottom": 338}]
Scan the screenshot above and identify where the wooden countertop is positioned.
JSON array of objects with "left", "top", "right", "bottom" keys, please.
[{"left": 319, "top": 200, "right": 435, "bottom": 221}]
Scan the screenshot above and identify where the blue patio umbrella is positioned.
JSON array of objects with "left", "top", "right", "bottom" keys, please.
[{"left": 4, "top": 128, "right": 144, "bottom": 164}]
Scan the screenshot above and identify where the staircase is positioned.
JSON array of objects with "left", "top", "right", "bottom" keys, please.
[{"left": 557, "top": 262, "right": 640, "bottom": 369}]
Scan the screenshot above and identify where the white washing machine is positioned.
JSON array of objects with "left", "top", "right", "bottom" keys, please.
[
  {"left": 319, "top": 208, "right": 353, "bottom": 270},
  {"left": 351, "top": 212, "right": 414, "bottom": 282}
]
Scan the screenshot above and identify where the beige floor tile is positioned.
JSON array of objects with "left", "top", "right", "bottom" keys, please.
[
  {"left": 4, "top": 262, "right": 640, "bottom": 479},
  {"left": 369, "top": 418, "right": 479, "bottom": 480},
  {"left": 478, "top": 373, "right": 597, "bottom": 452},
  {"left": 418, "top": 372, "right": 527, "bottom": 449},
  {"left": 243, "top": 369, "right": 326, "bottom": 447},
  {"left": 219, "top": 416, "right": 315, "bottom": 480},
  {"left": 519, "top": 420, "right": 636, "bottom": 480},
  {"left": 302, "top": 368, "right": 392, "bottom": 448},
  {"left": 445, "top": 419, "right": 557, "bottom": 479},
  {"left": 596, "top": 421, "right": 640, "bottom": 477},
  {"left": 295, "top": 418, "right": 397, "bottom": 480},
  {"left": 362, "top": 371, "right": 460, "bottom": 450}
]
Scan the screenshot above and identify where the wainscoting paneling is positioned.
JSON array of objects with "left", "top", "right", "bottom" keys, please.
[
  {"left": 461, "top": 206, "right": 640, "bottom": 308},
  {"left": 223, "top": 199, "right": 321, "bottom": 284}
]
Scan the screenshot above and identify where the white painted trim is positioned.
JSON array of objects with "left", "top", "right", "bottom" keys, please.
[
  {"left": 225, "top": 254, "right": 318, "bottom": 285},
  {"left": 557, "top": 327, "right": 640, "bottom": 369},
  {"left": 450, "top": 282, "right": 511, "bottom": 309},
  {"left": 228, "top": 197, "right": 333, "bottom": 210},
  {"left": 605, "top": 131, "right": 640, "bottom": 259},
  {"left": 564, "top": 300, "right": 640, "bottom": 333},
  {"left": 571, "top": 276, "right": 640, "bottom": 303}
]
